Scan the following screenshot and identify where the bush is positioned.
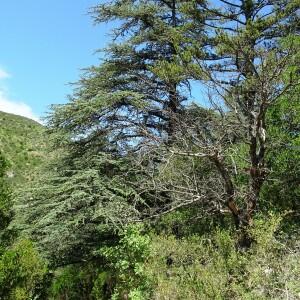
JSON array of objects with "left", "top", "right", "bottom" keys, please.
[
  {"left": 145, "top": 213, "right": 300, "bottom": 299},
  {"left": 98, "top": 224, "right": 152, "bottom": 300},
  {"left": 0, "top": 239, "right": 48, "bottom": 300},
  {"left": 48, "top": 263, "right": 99, "bottom": 300}
]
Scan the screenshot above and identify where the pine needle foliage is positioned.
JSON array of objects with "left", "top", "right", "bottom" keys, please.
[
  {"left": 49, "top": 0, "right": 206, "bottom": 152},
  {"left": 19, "top": 147, "right": 145, "bottom": 266}
]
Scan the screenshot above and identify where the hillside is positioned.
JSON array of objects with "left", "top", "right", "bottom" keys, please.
[{"left": 0, "top": 111, "right": 47, "bottom": 184}]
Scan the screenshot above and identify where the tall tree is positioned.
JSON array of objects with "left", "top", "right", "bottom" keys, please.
[
  {"left": 21, "top": 0, "right": 207, "bottom": 266},
  {"left": 164, "top": 0, "right": 300, "bottom": 228},
  {"left": 20, "top": 1, "right": 207, "bottom": 265}
]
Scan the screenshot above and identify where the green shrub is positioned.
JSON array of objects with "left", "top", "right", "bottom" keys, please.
[
  {"left": 145, "top": 214, "right": 300, "bottom": 299},
  {"left": 0, "top": 239, "right": 48, "bottom": 300},
  {"left": 98, "top": 224, "right": 152, "bottom": 300}
]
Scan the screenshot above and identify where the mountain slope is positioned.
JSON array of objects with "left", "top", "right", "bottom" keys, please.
[{"left": 0, "top": 111, "right": 47, "bottom": 184}]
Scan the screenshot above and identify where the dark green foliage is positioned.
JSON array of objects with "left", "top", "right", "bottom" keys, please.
[
  {"left": 46, "top": 226, "right": 151, "bottom": 300},
  {"left": 0, "top": 151, "right": 16, "bottom": 252},
  {"left": 48, "top": 263, "right": 100, "bottom": 300},
  {"left": 153, "top": 208, "right": 233, "bottom": 238}
]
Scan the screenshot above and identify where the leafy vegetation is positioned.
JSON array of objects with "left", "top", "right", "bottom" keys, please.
[
  {"left": 1, "top": 0, "right": 299, "bottom": 299},
  {"left": 147, "top": 214, "right": 300, "bottom": 300}
]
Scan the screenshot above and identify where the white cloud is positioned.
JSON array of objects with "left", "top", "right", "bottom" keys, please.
[
  {"left": 0, "top": 90, "right": 40, "bottom": 123},
  {"left": 0, "top": 68, "right": 10, "bottom": 80},
  {"left": 0, "top": 68, "right": 41, "bottom": 123}
]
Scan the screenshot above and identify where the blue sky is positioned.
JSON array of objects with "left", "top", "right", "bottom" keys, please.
[
  {"left": 0, "top": 0, "right": 209, "bottom": 122},
  {"left": 0, "top": 0, "right": 111, "bottom": 121}
]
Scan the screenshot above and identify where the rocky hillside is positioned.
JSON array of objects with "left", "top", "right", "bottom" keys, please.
[{"left": 0, "top": 111, "right": 47, "bottom": 184}]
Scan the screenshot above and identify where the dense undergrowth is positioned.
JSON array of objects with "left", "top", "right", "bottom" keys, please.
[{"left": 45, "top": 214, "right": 300, "bottom": 300}]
